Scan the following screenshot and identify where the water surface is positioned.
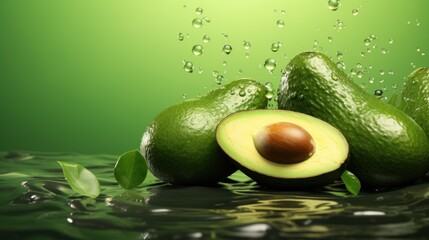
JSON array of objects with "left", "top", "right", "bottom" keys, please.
[{"left": 1, "top": 152, "right": 429, "bottom": 239}]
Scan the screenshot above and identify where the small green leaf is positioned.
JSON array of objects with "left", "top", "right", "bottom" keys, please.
[
  {"left": 341, "top": 170, "right": 361, "bottom": 195},
  {"left": 57, "top": 161, "right": 100, "bottom": 198},
  {"left": 114, "top": 150, "right": 147, "bottom": 189}
]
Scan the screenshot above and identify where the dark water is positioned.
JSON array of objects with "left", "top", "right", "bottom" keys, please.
[{"left": 1, "top": 152, "right": 429, "bottom": 239}]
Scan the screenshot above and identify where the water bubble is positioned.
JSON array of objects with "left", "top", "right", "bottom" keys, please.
[
  {"left": 336, "top": 51, "right": 343, "bottom": 59},
  {"left": 238, "top": 69, "right": 243, "bottom": 74},
  {"left": 374, "top": 89, "right": 383, "bottom": 96},
  {"left": 356, "top": 63, "right": 363, "bottom": 69},
  {"left": 222, "top": 45, "right": 232, "bottom": 55},
  {"left": 331, "top": 72, "right": 339, "bottom": 80},
  {"left": 244, "top": 41, "right": 251, "bottom": 50},
  {"left": 178, "top": 33, "right": 185, "bottom": 41},
  {"left": 389, "top": 39, "right": 394, "bottom": 44},
  {"left": 239, "top": 90, "right": 246, "bottom": 97},
  {"left": 281, "top": 10, "right": 286, "bottom": 15},
  {"left": 212, "top": 70, "right": 219, "bottom": 77},
  {"left": 182, "top": 93, "right": 187, "bottom": 99},
  {"left": 230, "top": 90, "right": 235, "bottom": 95},
  {"left": 265, "top": 82, "right": 273, "bottom": 92},
  {"left": 352, "top": 9, "right": 359, "bottom": 16},
  {"left": 277, "top": 20, "right": 285, "bottom": 28},
  {"left": 357, "top": 71, "right": 363, "bottom": 79},
  {"left": 360, "top": 52, "right": 366, "bottom": 57},
  {"left": 202, "top": 35, "right": 210, "bottom": 43},
  {"left": 198, "top": 68, "right": 204, "bottom": 74},
  {"left": 369, "top": 34, "right": 377, "bottom": 40},
  {"left": 369, "top": 77, "right": 374, "bottom": 84},
  {"left": 271, "top": 42, "right": 280, "bottom": 52},
  {"left": 192, "top": 45, "right": 203, "bottom": 56},
  {"left": 364, "top": 38, "right": 371, "bottom": 46},
  {"left": 215, "top": 75, "right": 224, "bottom": 85},
  {"left": 380, "top": 69, "right": 385, "bottom": 75},
  {"left": 389, "top": 70, "right": 394, "bottom": 75},
  {"left": 195, "top": 7, "right": 203, "bottom": 15},
  {"left": 417, "top": 47, "right": 421, "bottom": 52},
  {"left": 264, "top": 58, "right": 277, "bottom": 73},
  {"left": 203, "top": 17, "right": 211, "bottom": 23},
  {"left": 192, "top": 18, "right": 203, "bottom": 28},
  {"left": 328, "top": 0, "right": 341, "bottom": 11},
  {"left": 380, "top": 79, "right": 385, "bottom": 83},
  {"left": 222, "top": 61, "right": 227, "bottom": 66},
  {"left": 381, "top": 48, "right": 388, "bottom": 54},
  {"left": 392, "top": 83, "right": 398, "bottom": 89},
  {"left": 328, "top": 37, "right": 333, "bottom": 42},
  {"left": 222, "top": 33, "right": 229, "bottom": 40},
  {"left": 183, "top": 60, "right": 194, "bottom": 73},
  {"left": 350, "top": 68, "right": 357, "bottom": 76},
  {"left": 245, "top": 52, "right": 250, "bottom": 58}
]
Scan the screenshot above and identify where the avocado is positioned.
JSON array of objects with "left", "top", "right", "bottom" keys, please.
[
  {"left": 140, "top": 79, "right": 268, "bottom": 185},
  {"left": 278, "top": 52, "right": 429, "bottom": 188},
  {"left": 394, "top": 68, "right": 429, "bottom": 137},
  {"left": 216, "top": 109, "right": 349, "bottom": 188}
]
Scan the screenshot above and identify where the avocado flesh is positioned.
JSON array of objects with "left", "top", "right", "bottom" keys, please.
[
  {"left": 141, "top": 79, "right": 268, "bottom": 186},
  {"left": 394, "top": 68, "right": 429, "bottom": 137},
  {"left": 216, "top": 109, "right": 349, "bottom": 188},
  {"left": 278, "top": 52, "right": 429, "bottom": 188}
]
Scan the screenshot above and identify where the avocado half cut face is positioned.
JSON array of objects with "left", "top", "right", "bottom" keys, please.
[{"left": 216, "top": 109, "right": 349, "bottom": 188}]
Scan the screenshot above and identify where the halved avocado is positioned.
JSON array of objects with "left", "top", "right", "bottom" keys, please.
[{"left": 216, "top": 109, "right": 349, "bottom": 188}]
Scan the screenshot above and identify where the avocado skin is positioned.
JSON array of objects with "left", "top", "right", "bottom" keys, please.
[
  {"left": 141, "top": 79, "right": 268, "bottom": 186},
  {"left": 236, "top": 162, "right": 346, "bottom": 189},
  {"left": 395, "top": 68, "right": 429, "bottom": 137},
  {"left": 278, "top": 52, "right": 429, "bottom": 188}
]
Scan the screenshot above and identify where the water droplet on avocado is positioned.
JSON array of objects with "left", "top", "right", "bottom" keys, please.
[
  {"left": 222, "top": 45, "right": 232, "bottom": 55},
  {"left": 264, "top": 58, "right": 277, "bottom": 73},
  {"left": 192, "top": 18, "right": 203, "bottom": 28},
  {"left": 374, "top": 89, "right": 383, "bottom": 97},
  {"left": 195, "top": 7, "right": 203, "bottom": 15},
  {"left": 192, "top": 45, "right": 203, "bottom": 56},
  {"left": 183, "top": 60, "right": 194, "bottom": 73},
  {"left": 328, "top": 0, "right": 340, "bottom": 11},
  {"left": 202, "top": 35, "right": 210, "bottom": 43},
  {"left": 277, "top": 20, "right": 285, "bottom": 28}
]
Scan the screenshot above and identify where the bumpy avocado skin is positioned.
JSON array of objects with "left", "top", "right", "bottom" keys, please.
[
  {"left": 278, "top": 52, "right": 429, "bottom": 188},
  {"left": 141, "top": 79, "right": 268, "bottom": 185},
  {"left": 395, "top": 68, "right": 429, "bottom": 137}
]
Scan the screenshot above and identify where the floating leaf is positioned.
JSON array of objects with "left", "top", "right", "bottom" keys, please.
[
  {"left": 57, "top": 161, "right": 100, "bottom": 198},
  {"left": 114, "top": 150, "right": 147, "bottom": 189},
  {"left": 341, "top": 170, "right": 361, "bottom": 195}
]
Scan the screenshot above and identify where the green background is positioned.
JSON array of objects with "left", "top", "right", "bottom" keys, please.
[{"left": 1, "top": 0, "right": 428, "bottom": 155}]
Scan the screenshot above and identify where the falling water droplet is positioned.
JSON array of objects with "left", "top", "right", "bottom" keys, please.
[
  {"left": 195, "top": 7, "right": 203, "bottom": 15},
  {"left": 364, "top": 38, "right": 371, "bottom": 46},
  {"left": 222, "top": 45, "right": 232, "bottom": 55},
  {"left": 192, "top": 18, "right": 203, "bottom": 28},
  {"left": 192, "top": 45, "right": 203, "bottom": 56},
  {"left": 244, "top": 41, "right": 251, "bottom": 50},
  {"left": 271, "top": 42, "right": 280, "bottom": 52},
  {"left": 264, "top": 58, "right": 277, "bottom": 73},
  {"left": 328, "top": 0, "right": 341, "bottom": 11},
  {"left": 178, "top": 33, "right": 185, "bottom": 41},
  {"left": 352, "top": 9, "right": 359, "bottom": 16},
  {"left": 183, "top": 60, "right": 194, "bottom": 73},
  {"left": 202, "top": 35, "right": 210, "bottom": 43},
  {"left": 277, "top": 20, "right": 285, "bottom": 28}
]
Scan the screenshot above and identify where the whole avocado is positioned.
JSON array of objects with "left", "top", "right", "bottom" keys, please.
[
  {"left": 141, "top": 79, "right": 268, "bottom": 185},
  {"left": 278, "top": 52, "right": 429, "bottom": 188},
  {"left": 394, "top": 67, "right": 429, "bottom": 137}
]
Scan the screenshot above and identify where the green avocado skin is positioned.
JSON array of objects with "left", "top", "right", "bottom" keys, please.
[
  {"left": 278, "top": 52, "right": 429, "bottom": 188},
  {"left": 141, "top": 79, "right": 268, "bottom": 186},
  {"left": 395, "top": 68, "right": 429, "bottom": 137}
]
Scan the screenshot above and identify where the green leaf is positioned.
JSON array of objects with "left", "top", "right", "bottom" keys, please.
[
  {"left": 57, "top": 161, "right": 100, "bottom": 198},
  {"left": 114, "top": 150, "right": 147, "bottom": 189},
  {"left": 341, "top": 170, "right": 361, "bottom": 195}
]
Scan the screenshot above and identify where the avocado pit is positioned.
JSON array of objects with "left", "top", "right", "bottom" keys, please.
[{"left": 253, "top": 122, "right": 315, "bottom": 164}]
